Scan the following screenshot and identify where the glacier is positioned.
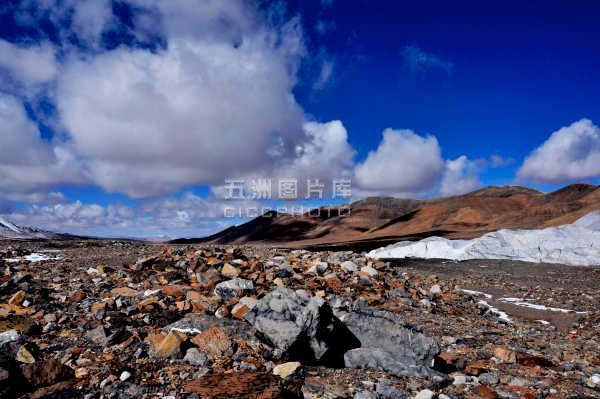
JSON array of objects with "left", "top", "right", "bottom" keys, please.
[{"left": 367, "top": 211, "right": 600, "bottom": 266}]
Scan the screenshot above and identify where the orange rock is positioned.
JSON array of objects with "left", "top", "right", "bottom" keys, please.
[
  {"left": 8, "top": 290, "right": 26, "bottom": 305},
  {"left": 232, "top": 304, "right": 250, "bottom": 319},
  {"left": 110, "top": 287, "right": 139, "bottom": 297},
  {"left": 90, "top": 300, "right": 105, "bottom": 312},
  {"left": 161, "top": 285, "right": 186, "bottom": 298},
  {"left": 147, "top": 331, "right": 186, "bottom": 358},
  {"left": 472, "top": 385, "right": 499, "bottom": 399},
  {"left": 325, "top": 277, "right": 344, "bottom": 293},
  {"left": 465, "top": 359, "right": 491, "bottom": 376},
  {"left": 192, "top": 327, "right": 232, "bottom": 360},
  {"left": 493, "top": 346, "right": 517, "bottom": 363}
]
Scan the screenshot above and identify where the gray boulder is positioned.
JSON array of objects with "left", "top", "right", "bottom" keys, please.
[
  {"left": 334, "top": 305, "right": 439, "bottom": 365},
  {"left": 244, "top": 287, "right": 356, "bottom": 362},
  {"left": 344, "top": 348, "right": 445, "bottom": 381}
]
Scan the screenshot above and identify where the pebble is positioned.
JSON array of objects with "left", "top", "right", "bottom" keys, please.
[{"left": 415, "top": 389, "right": 436, "bottom": 399}]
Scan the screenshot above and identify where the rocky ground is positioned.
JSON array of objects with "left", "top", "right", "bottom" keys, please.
[{"left": 1, "top": 240, "right": 599, "bottom": 399}]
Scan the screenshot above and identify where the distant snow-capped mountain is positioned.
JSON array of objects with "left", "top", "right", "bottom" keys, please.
[{"left": 0, "top": 217, "right": 77, "bottom": 240}]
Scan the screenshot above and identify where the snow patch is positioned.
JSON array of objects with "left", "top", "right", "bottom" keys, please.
[
  {"left": 368, "top": 211, "right": 600, "bottom": 266},
  {"left": 460, "top": 289, "right": 493, "bottom": 299},
  {"left": 6, "top": 253, "right": 60, "bottom": 263},
  {"left": 498, "top": 297, "right": 587, "bottom": 314}
]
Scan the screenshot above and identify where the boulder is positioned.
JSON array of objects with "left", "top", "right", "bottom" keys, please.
[
  {"left": 333, "top": 305, "right": 440, "bottom": 365},
  {"left": 244, "top": 287, "right": 358, "bottom": 363},
  {"left": 344, "top": 348, "right": 445, "bottom": 380}
]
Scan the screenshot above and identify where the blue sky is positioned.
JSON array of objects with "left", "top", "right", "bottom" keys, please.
[{"left": 1, "top": 0, "right": 600, "bottom": 238}]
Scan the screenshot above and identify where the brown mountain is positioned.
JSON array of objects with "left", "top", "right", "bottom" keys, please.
[{"left": 172, "top": 184, "right": 600, "bottom": 251}]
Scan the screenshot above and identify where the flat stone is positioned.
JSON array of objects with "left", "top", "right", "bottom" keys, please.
[
  {"left": 192, "top": 327, "right": 232, "bottom": 360},
  {"left": 147, "top": 331, "right": 186, "bottom": 358},
  {"left": 184, "top": 348, "right": 209, "bottom": 366},
  {"left": 221, "top": 263, "right": 241, "bottom": 278},
  {"left": 85, "top": 325, "right": 108, "bottom": 346},
  {"left": 272, "top": 361, "right": 301, "bottom": 379},
  {"left": 16, "top": 346, "right": 36, "bottom": 363},
  {"left": 110, "top": 287, "right": 139, "bottom": 297}
]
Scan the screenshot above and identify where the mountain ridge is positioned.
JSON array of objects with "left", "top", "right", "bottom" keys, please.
[{"left": 171, "top": 184, "right": 600, "bottom": 250}]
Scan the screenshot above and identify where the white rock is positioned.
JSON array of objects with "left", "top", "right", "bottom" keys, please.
[
  {"left": 341, "top": 260, "right": 358, "bottom": 273},
  {"left": 415, "top": 389, "right": 436, "bottom": 399},
  {"left": 272, "top": 361, "right": 301, "bottom": 378},
  {"left": 360, "top": 265, "right": 378, "bottom": 277},
  {"left": 587, "top": 374, "right": 600, "bottom": 388},
  {"left": 0, "top": 330, "right": 20, "bottom": 346},
  {"left": 452, "top": 374, "right": 468, "bottom": 385},
  {"left": 429, "top": 284, "right": 442, "bottom": 296},
  {"left": 119, "top": 371, "right": 131, "bottom": 381}
]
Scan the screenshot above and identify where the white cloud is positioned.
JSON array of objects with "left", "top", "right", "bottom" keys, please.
[
  {"left": 14, "top": 0, "right": 114, "bottom": 49},
  {"left": 4, "top": 193, "right": 259, "bottom": 238},
  {"left": 278, "top": 120, "right": 355, "bottom": 181},
  {"left": 0, "top": 39, "right": 58, "bottom": 86},
  {"left": 440, "top": 155, "right": 481, "bottom": 196},
  {"left": 0, "top": 93, "right": 84, "bottom": 196},
  {"left": 53, "top": 1, "right": 306, "bottom": 198},
  {"left": 354, "top": 129, "right": 444, "bottom": 193},
  {"left": 518, "top": 119, "right": 600, "bottom": 183}
]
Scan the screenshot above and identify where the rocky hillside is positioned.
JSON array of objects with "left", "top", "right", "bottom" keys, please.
[{"left": 176, "top": 184, "right": 600, "bottom": 250}]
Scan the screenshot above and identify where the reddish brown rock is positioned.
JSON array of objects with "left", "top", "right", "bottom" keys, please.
[
  {"left": 192, "top": 327, "right": 232, "bottom": 360},
  {"left": 472, "top": 385, "right": 500, "bottom": 399},
  {"left": 185, "top": 371, "right": 281, "bottom": 398}
]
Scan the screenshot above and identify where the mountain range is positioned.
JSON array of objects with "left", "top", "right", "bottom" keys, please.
[
  {"left": 0, "top": 216, "right": 78, "bottom": 240},
  {"left": 171, "top": 183, "right": 600, "bottom": 251}
]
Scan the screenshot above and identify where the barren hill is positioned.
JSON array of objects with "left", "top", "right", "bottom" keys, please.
[{"left": 173, "top": 184, "right": 600, "bottom": 250}]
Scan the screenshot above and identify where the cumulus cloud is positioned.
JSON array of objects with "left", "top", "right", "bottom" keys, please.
[
  {"left": 51, "top": 1, "right": 306, "bottom": 198},
  {"left": 402, "top": 44, "right": 453, "bottom": 77},
  {"left": 354, "top": 129, "right": 444, "bottom": 193},
  {"left": 518, "top": 119, "right": 600, "bottom": 183},
  {"left": 440, "top": 155, "right": 482, "bottom": 196},
  {"left": 0, "top": 39, "right": 58, "bottom": 87},
  {"left": 0, "top": 93, "right": 84, "bottom": 196}
]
